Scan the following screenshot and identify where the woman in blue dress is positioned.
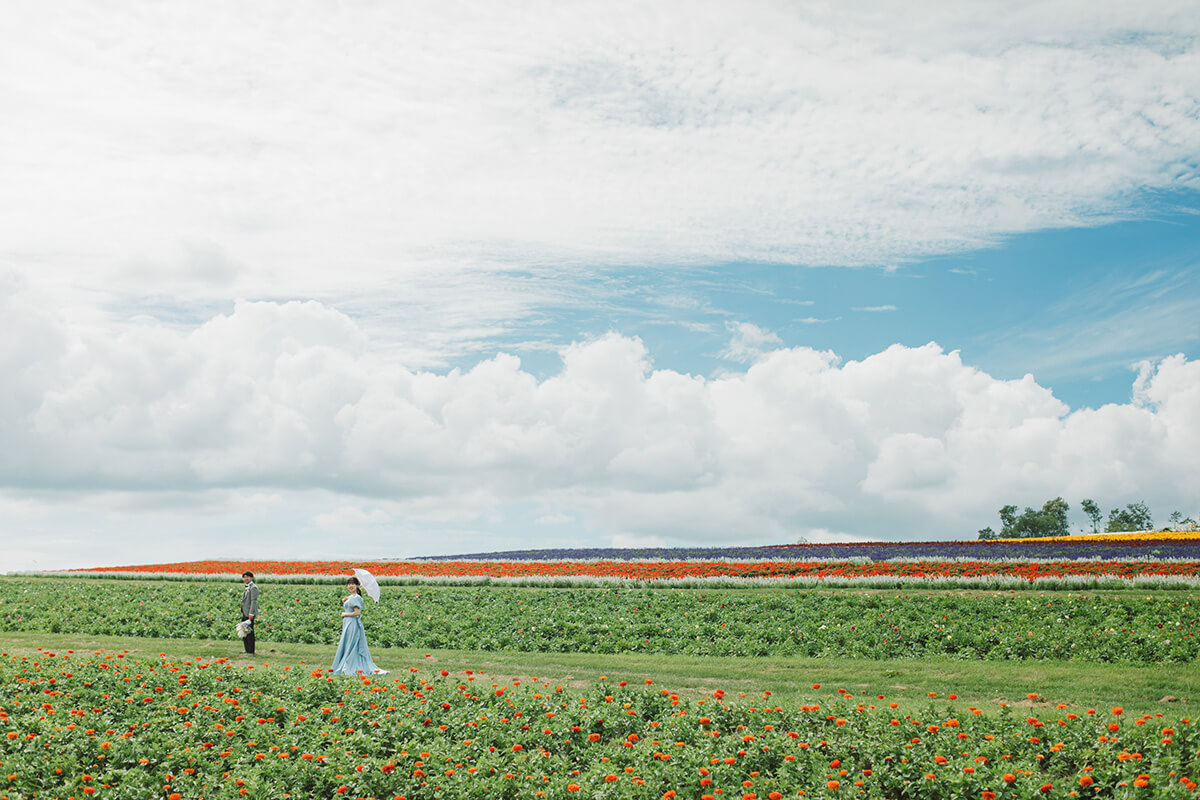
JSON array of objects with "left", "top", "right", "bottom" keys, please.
[{"left": 331, "top": 577, "right": 387, "bottom": 676}]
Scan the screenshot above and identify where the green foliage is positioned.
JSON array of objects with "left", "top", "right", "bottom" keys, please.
[
  {"left": 996, "top": 497, "right": 1071, "bottom": 538},
  {"left": 1107, "top": 501, "right": 1154, "bottom": 533},
  {"left": 2, "top": 579, "right": 1198, "bottom": 664},
  {"left": 1081, "top": 498, "right": 1102, "bottom": 534},
  {"left": 976, "top": 526, "right": 997, "bottom": 541}
]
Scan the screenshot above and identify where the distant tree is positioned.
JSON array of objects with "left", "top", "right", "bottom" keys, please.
[
  {"left": 977, "top": 526, "right": 997, "bottom": 541},
  {"left": 1168, "top": 512, "right": 1198, "bottom": 531},
  {"left": 1040, "top": 497, "right": 1070, "bottom": 537},
  {"left": 1081, "top": 499, "right": 1102, "bottom": 534},
  {"left": 998, "top": 505, "right": 1019, "bottom": 535},
  {"left": 1105, "top": 502, "right": 1153, "bottom": 532},
  {"left": 996, "top": 498, "right": 1071, "bottom": 539}
]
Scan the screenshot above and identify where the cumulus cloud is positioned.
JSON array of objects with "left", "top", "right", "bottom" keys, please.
[{"left": 2, "top": 297, "right": 1198, "bottom": 570}]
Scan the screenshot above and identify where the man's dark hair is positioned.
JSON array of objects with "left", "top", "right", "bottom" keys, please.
[{"left": 242, "top": 571, "right": 254, "bottom": 579}]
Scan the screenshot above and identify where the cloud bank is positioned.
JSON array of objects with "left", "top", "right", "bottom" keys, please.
[{"left": 4, "top": 294, "right": 1197, "bottom": 567}]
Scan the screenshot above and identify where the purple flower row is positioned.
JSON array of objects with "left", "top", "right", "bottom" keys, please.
[{"left": 420, "top": 539, "right": 1200, "bottom": 562}]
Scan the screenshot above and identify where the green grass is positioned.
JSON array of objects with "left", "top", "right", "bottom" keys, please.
[{"left": 3, "top": 630, "right": 1196, "bottom": 721}]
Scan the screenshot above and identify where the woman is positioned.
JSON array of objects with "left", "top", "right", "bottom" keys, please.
[{"left": 331, "top": 576, "right": 387, "bottom": 676}]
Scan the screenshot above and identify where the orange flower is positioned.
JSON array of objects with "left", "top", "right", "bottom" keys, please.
[{"left": 826, "top": 780, "right": 840, "bottom": 791}]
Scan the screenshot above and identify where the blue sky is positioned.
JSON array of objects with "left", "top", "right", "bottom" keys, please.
[
  {"left": 454, "top": 194, "right": 1200, "bottom": 411},
  {"left": 2, "top": 1, "right": 1200, "bottom": 571}
]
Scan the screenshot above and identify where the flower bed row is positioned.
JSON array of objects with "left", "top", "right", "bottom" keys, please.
[
  {"left": 71, "top": 558, "right": 1200, "bottom": 583},
  {"left": 0, "top": 649, "right": 1195, "bottom": 800}
]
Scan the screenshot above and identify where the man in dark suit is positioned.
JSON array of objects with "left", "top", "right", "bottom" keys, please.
[{"left": 240, "top": 571, "right": 258, "bottom": 655}]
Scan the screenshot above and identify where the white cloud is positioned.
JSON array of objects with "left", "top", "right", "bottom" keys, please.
[
  {"left": 1, "top": 1, "right": 1198, "bottom": 363},
  {"left": 611, "top": 533, "right": 669, "bottom": 549},
  {"left": 2, "top": 297, "right": 1198, "bottom": 570},
  {"left": 853, "top": 305, "right": 898, "bottom": 313},
  {"left": 720, "top": 322, "right": 784, "bottom": 363},
  {"left": 314, "top": 505, "right": 391, "bottom": 533}
]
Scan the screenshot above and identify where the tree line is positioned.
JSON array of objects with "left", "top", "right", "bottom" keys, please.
[{"left": 977, "top": 498, "right": 1199, "bottom": 540}]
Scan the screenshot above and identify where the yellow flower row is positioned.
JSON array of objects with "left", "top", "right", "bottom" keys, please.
[{"left": 1001, "top": 529, "right": 1200, "bottom": 543}]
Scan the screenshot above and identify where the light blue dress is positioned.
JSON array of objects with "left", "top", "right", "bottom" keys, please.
[{"left": 331, "top": 594, "right": 386, "bottom": 676}]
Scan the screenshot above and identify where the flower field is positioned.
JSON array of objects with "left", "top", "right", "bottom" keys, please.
[
  {"left": 412, "top": 536, "right": 1200, "bottom": 564},
  {"left": 65, "top": 537, "right": 1200, "bottom": 587},
  {"left": 3, "top": 580, "right": 1198, "bottom": 664},
  {"left": 67, "top": 557, "right": 1200, "bottom": 583},
  {"left": 5, "top": 539, "right": 1199, "bottom": 798},
  {"left": 1, "top": 648, "right": 1196, "bottom": 800}
]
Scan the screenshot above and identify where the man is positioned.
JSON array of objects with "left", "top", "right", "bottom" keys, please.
[{"left": 240, "top": 571, "right": 258, "bottom": 655}]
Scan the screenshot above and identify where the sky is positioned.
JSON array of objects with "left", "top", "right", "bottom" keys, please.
[{"left": 2, "top": 0, "right": 1199, "bottom": 571}]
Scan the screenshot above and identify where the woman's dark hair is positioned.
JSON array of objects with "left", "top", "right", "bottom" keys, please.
[{"left": 347, "top": 576, "right": 361, "bottom": 595}]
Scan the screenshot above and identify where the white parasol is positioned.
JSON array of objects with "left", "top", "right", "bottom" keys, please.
[{"left": 352, "top": 568, "right": 381, "bottom": 603}]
